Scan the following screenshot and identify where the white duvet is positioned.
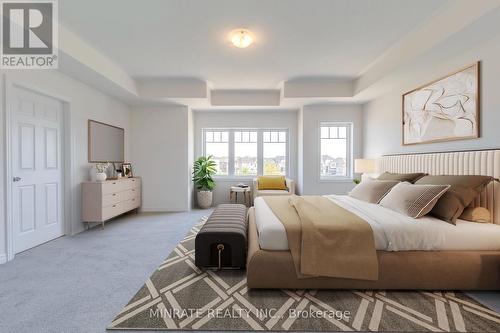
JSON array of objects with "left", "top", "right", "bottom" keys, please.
[{"left": 254, "top": 195, "right": 500, "bottom": 251}]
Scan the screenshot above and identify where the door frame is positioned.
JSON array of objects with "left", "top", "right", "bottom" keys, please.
[{"left": 3, "top": 77, "right": 75, "bottom": 262}]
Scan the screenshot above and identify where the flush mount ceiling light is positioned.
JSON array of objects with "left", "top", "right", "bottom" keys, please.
[{"left": 230, "top": 29, "right": 254, "bottom": 48}]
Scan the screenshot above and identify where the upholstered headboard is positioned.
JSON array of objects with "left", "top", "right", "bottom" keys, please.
[{"left": 377, "top": 149, "right": 500, "bottom": 225}]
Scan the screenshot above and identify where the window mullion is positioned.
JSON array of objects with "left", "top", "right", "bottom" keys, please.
[
  {"left": 202, "top": 129, "right": 206, "bottom": 156},
  {"left": 228, "top": 130, "right": 235, "bottom": 176},
  {"left": 285, "top": 130, "right": 289, "bottom": 177},
  {"left": 348, "top": 124, "right": 352, "bottom": 178},
  {"left": 257, "top": 130, "right": 264, "bottom": 176}
]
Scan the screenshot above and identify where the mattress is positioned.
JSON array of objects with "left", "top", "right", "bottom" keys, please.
[{"left": 253, "top": 195, "right": 500, "bottom": 251}]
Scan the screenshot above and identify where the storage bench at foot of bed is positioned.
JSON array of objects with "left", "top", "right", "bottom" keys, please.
[{"left": 195, "top": 204, "right": 247, "bottom": 269}]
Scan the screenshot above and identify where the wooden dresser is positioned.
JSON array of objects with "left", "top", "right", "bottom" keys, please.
[{"left": 82, "top": 177, "right": 141, "bottom": 228}]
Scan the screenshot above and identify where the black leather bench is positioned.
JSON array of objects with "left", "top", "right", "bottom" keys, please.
[{"left": 195, "top": 204, "right": 247, "bottom": 269}]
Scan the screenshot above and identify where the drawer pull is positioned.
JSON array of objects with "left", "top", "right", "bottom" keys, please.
[
  {"left": 112, "top": 204, "right": 116, "bottom": 208},
  {"left": 132, "top": 189, "right": 135, "bottom": 192},
  {"left": 112, "top": 182, "right": 117, "bottom": 185},
  {"left": 132, "top": 199, "right": 135, "bottom": 201},
  {"left": 112, "top": 193, "right": 116, "bottom": 196},
  {"left": 132, "top": 179, "right": 135, "bottom": 182}
]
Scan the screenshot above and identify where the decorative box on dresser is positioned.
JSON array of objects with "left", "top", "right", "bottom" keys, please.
[{"left": 82, "top": 177, "right": 141, "bottom": 228}]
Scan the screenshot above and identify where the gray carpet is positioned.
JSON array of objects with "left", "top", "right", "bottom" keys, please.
[
  {"left": 1, "top": 209, "right": 499, "bottom": 333},
  {"left": 0, "top": 210, "right": 211, "bottom": 333}
]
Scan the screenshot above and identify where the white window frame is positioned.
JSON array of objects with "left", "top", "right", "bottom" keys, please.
[
  {"left": 318, "top": 122, "right": 353, "bottom": 181},
  {"left": 203, "top": 129, "right": 230, "bottom": 176},
  {"left": 202, "top": 128, "right": 289, "bottom": 179},
  {"left": 233, "top": 130, "right": 259, "bottom": 176},
  {"left": 262, "top": 130, "right": 288, "bottom": 176}
]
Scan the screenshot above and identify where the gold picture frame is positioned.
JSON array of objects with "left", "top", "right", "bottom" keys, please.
[{"left": 122, "top": 163, "right": 133, "bottom": 178}]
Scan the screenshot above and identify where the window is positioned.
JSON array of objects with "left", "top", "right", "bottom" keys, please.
[
  {"left": 202, "top": 129, "right": 288, "bottom": 177},
  {"left": 320, "top": 123, "right": 352, "bottom": 179},
  {"left": 234, "top": 131, "right": 258, "bottom": 175},
  {"left": 263, "top": 131, "right": 287, "bottom": 175},
  {"left": 204, "top": 130, "right": 229, "bottom": 175}
]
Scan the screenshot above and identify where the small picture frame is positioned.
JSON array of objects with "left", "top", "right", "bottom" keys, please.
[{"left": 122, "top": 163, "right": 133, "bottom": 178}]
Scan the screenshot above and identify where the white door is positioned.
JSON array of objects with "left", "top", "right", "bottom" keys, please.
[{"left": 11, "top": 86, "right": 64, "bottom": 253}]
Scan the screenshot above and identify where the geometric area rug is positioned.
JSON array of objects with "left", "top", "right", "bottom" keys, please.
[{"left": 108, "top": 218, "right": 500, "bottom": 332}]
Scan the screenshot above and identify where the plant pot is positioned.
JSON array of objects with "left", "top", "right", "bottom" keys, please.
[
  {"left": 96, "top": 172, "right": 107, "bottom": 182},
  {"left": 197, "top": 190, "right": 213, "bottom": 208}
]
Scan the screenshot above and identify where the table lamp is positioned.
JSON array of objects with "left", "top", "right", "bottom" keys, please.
[{"left": 354, "top": 159, "right": 375, "bottom": 184}]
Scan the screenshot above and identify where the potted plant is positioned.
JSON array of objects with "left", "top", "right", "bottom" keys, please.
[{"left": 192, "top": 155, "right": 217, "bottom": 208}]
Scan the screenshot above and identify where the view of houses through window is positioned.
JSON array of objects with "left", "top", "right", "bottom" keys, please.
[
  {"left": 263, "top": 131, "right": 287, "bottom": 175},
  {"left": 204, "top": 131, "right": 229, "bottom": 175},
  {"left": 203, "top": 129, "right": 288, "bottom": 177},
  {"left": 234, "top": 131, "right": 258, "bottom": 175},
  {"left": 320, "top": 123, "right": 352, "bottom": 179}
]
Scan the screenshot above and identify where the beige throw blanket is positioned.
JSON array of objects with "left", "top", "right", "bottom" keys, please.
[{"left": 262, "top": 195, "right": 378, "bottom": 281}]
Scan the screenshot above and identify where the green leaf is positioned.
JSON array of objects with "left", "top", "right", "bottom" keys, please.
[{"left": 192, "top": 155, "right": 218, "bottom": 191}]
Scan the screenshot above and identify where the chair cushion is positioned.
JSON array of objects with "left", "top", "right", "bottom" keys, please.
[
  {"left": 257, "top": 189, "right": 291, "bottom": 196},
  {"left": 257, "top": 176, "right": 287, "bottom": 190}
]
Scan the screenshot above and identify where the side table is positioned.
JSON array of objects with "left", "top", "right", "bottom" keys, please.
[{"left": 229, "top": 186, "right": 252, "bottom": 206}]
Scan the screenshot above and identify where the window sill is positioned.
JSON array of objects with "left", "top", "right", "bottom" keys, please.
[
  {"left": 213, "top": 176, "right": 256, "bottom": 182},
  {"left": 319, "top": 178, "right": 354, "bottom": 183},
  {"left": 213, "top": 175, "right": 288, "bottom": 182}
]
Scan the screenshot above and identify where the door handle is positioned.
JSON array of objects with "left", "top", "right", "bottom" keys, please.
[{"left": 13, "top": 177, "right": 21, "bottom": 182}]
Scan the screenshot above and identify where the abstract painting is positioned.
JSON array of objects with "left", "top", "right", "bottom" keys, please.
[{"left": 402, "top": 63, "right": 479, "bottom": 145}]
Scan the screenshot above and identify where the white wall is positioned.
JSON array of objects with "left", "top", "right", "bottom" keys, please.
[
  {"left": 1, "top": 70, "right": 131, "bottom": 261},
  {"left": 193, "top": 110, "right": 298, "bottom": 206},
  {"left": 363, "top": 32, "right": 500, "bottom": 158},
  {"left": 301, "top": 104, "right": 363, "bottom": 195},
  {"left": 0, "top": 76, "right": 5, "bottom": 263},
  {"left": 187, "top": 108, "right": 194, "bottom": 209},
  {"left": 296, "top": 108, "right": 304, "bottom": 194},
  {"left": 130, "top": 106, "right": 190, "bottom": 212}
]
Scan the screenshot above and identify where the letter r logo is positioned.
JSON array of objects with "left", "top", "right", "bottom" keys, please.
[{"left": 2, "top": 2, "right": 53, "bottom": 54}]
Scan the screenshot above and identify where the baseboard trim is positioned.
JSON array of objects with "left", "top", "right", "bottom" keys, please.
[
  {"left": 140, "top": 207, "right": 189, "bottom": 213},
  {"left": 0, "top": 253, "right": 7, "bottom": 264}
]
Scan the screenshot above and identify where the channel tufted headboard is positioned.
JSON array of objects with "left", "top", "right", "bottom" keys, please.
[{"left": 377, "top": 149, "right": 500, "bottom": 225}]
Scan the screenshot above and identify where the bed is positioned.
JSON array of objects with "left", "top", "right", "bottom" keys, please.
[{"left": 246, "top": 149, "right": 500, "bottom": 290}]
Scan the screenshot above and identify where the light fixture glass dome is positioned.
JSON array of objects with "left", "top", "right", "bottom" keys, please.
[{"left": 230, "top": 29, "right": 254, "bottom": 48}]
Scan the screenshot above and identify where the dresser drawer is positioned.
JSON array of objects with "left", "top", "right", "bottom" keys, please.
[
  {"left": 102, "top": 178, "right": 140, "bottom": 194},
  {"left": 102, "top": 189, "right": 136, "bottom": 207},
  {"left": 129, "top": 178, "right": 141, "bottom": 189},
  {"left": 102, "top": 197, "right": 140, "bottom": 221},
  {"left": 126, "top": 196, "right": 141, "bottom": 210}
]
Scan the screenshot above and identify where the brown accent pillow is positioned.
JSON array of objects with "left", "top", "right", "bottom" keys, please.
[
  {"left": 379, "top": 182, "right": 450, "bottom": 218},
  {"left": 377, "top": 172, "right": 427, "bottom": 183},
  {"left": 415, "top": 175, "right": 494, "bottom": 224},
  {"left": 348, "top": 179, "right": 399, "bottom": 204},
  {"left": 459, "top": 207, "right": 491, "bottom": 223}
]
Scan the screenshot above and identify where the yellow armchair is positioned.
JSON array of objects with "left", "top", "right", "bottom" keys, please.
[{"left": 252, "top": 176, "right": 295, "bottom": 202}]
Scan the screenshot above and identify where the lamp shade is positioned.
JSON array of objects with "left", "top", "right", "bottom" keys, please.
[{"left": 354, "top": 159, "right": 375, "bottom": 173}]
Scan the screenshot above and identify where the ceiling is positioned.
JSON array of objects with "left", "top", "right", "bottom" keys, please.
[{"left": 59, "top": 0, "right": 448, "bottom": 90}]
